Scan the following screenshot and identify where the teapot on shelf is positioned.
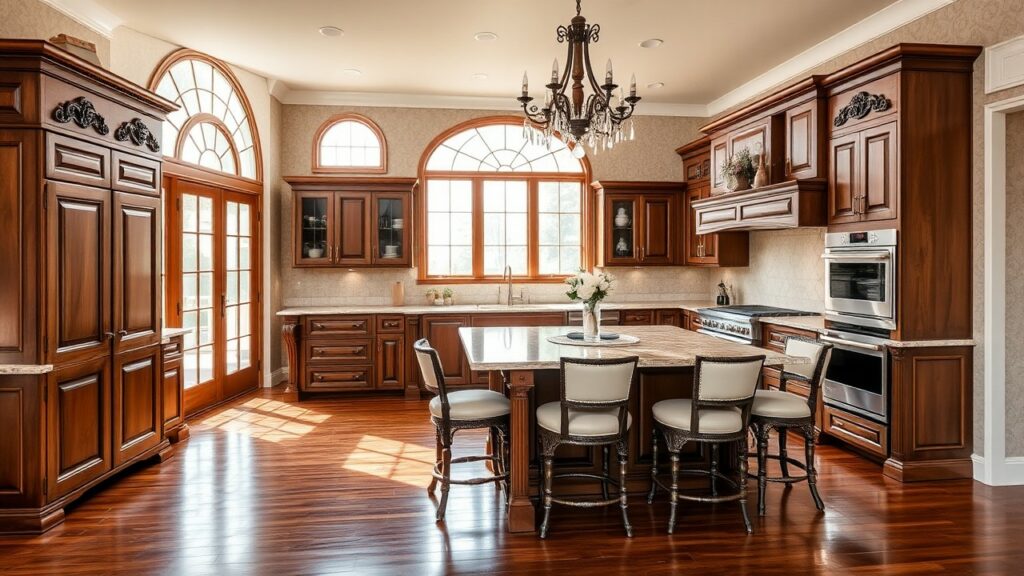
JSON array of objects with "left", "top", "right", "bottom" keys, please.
[{"left": 614, "top": 208, "right": 630, "bottom": 228}]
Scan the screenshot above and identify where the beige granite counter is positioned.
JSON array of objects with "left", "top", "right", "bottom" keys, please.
[
  {"left": 758, "top": 316, "right": 974, "bottom": 348},
  {"left": 459, "top": 325, "right": 809, "bottom": 371},
  {"left": 161, "top": 327, "right": 193, "bottom": 342},
  {"left": 277, "top": 300, "right": 716, "bottom": 317},
  {"left": 0, "top": 364, "right": 53, "bottom": 375}
]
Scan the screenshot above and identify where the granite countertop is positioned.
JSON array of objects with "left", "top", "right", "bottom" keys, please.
[
  {"left": 758, "top": 316, "right": 974, "bottom": 348},
  {"left": 0, "top": 364, "right": 54, "bottom": 375},
  {"left": 277, "top": 300, "right": 716, "bottom": 317},
  {"left": 459, "top": 325, "right": 809, "bottom": 371}
]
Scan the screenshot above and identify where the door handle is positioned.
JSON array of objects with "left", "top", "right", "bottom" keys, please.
[
  {"left": 104, "top": 331, "right": 115, "bottom": 341},
  {"left": 117, "top": 330, "right": 128, "bottom": 337},
  {"left": 327, "top": 245, "right": 333, "bottom": 260},
  {"left": 221, "top": 294, "right": 226, "bottom": 317}
]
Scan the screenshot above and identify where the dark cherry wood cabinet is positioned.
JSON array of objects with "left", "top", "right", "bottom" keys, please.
[
  {"left": 784, "top": 99, "right": 824, "bottom": 181},
  {"left": 0, "top": 40, "right": 176, "bottom": 534},
  {"left": 592, "top": 181, "right": 682, "bottom": 266},
  {"left": 675, "top": 139, "right": 750, "bottom": 267},
  {"left": 161, "top": 334, "right": 188, "bottom": 443},
  {"left": 828, "top": 120, "right": 898, "bottom": 225},
  {"left": 420, "top": 314, "right": 473, "bottom": 387},
  {"left": 287, "top": 177, "right": 415, "bottom": 268},
  {"left": 376, "top": 334, "right": 405, "bottom": 390}
]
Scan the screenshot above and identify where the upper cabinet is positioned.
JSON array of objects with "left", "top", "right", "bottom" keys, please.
[
  {"left": 287, "top": 177, "right": 416, "bottom": 268},
  {"left": 592, "top": 181, "right": 682, "bottom": 267},
  {"left": 675, "top": 138, "right": 749, "bottom": 267}
]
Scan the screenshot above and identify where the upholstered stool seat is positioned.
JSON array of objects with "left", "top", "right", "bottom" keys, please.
[
  {"left": 652, "top": 399, "right": 742, "bottom": 434},
  {"left": 429, "top": 390, "right": 510, "bottom": 421},
  {"left": 536, "top": 402, "right": 633, "bottom": 436},
  {"left": 751, "top": 390, "right": 812, "bottom": 419}
]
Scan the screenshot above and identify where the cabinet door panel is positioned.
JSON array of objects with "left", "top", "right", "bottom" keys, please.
[
  {"left": 162, "top": 354, "right": 183, "bottom": 433},
  {"left": 602, "top": 194, "right": 639, "bottom": 265},
  {"left": 371, "top": 193, "right": 411, "bottom": 266},
  {"left": 48, "top": 356, "right": 112, "bottom": 499},
  {"left": 861, "top": 122, "right": 898, "bottom": 222},
  {"left": 786, "top": 101, "right": 818, "bottom": 180},
  {"left": 376, "top": 334, "right": 405, "bottom": 390},
  {"left": 710, "top": 136, "right": 729, "bottom": 194},
  {"left": 45, "top": 132, "right": 109, "bottom": 188},
  {"left": 828, "top": 134, "right": 860, "bottom": 225},
  {"left": 335, "top": 192, "right": 371, "bottom": 265},
  {"left": 420, "top": 315, "right": 471, "bottom": 387},
  {"left": 640, "top": 195, "right": 674, "bottom": 264},
  {"left": 113, "top": 345, "right": 162, "bottom": 466},
  {"left": 294, "top": 192, "right": 333, "bottom": 267},
  {"left": 47, "top": 181, "right": 111, "bottom": 365},
  {"left": 684, "top": 187, "right": 702, "bottom": 264},
  {"left": 114, "top": 192, "right": 161, "bottom": 353}
]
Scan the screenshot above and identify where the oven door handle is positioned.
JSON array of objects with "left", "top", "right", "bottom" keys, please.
[
  {"left": 819, "top": 334, "right": 886, "bottom": 352},
  {"left": 821, "top": 251, "right": 891, "bottom": 261}
]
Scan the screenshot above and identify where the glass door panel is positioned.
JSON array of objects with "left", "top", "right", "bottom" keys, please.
[
  {"left": 222, "top": 191, "right": 259, "bottom": 399},
  {"left": 610, "top": 198, "right": 636, "bottom": 260},
  {"left": 375, "top": 196, "right": 405, "bottom": 261},
  {"left": 181, "top": 192, "right": 217, "bottom": 394},
  {"left": 298, "top": 194, "right": 331, "bottom": 263}
]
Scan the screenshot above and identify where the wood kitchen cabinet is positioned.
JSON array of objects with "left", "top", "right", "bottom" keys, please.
[
  {"left": 288, "top": 177, "right": 416, "bottom": 268},
  {"left": 784, "top": 99, "right": 824, "bottom": 181},
  {"left": 161, "top": 334, "right": 188, "bottom": 443},
  {"left": 593, "top": 181, "right": 682, "bottom": 266},
  {"left": 828, "top": 121, "right": 898, "bottom": 225},
  {"left": 675, "top": 141, "right": 750, "bottom": 267},
  {"left": 419, "top": 315, "right": 473, "bottom": 387},
  {"left": 0, "top": 40, "right": 177, "bottom": 533}
]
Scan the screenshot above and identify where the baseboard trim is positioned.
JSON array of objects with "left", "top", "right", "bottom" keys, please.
[
  {"left": 264, "top": 367, "right": 288, "bottom": 388},
  {"left": 970, "top": 454, "right": 1024, "bottom": 486},
  {"left": 882, "top": 457, "right": 973, "bottom": 482}
]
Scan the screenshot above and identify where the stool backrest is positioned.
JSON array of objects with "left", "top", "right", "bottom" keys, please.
[
  {"left": 783, "top": 336, "right": 833, "bottom": 413},
  {"left": 414, "top": 339, "right": 451, "bottom": 420},
  {"left": 693, "top": 355, "right": 766, "bottom": 433},
  {"left": 558, "top": 356, "right": 639, "bottom": 438}
]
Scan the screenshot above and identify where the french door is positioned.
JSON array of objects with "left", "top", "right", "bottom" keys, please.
[{"left": 165, "top": 177, "right": 260, "bottom": 415}]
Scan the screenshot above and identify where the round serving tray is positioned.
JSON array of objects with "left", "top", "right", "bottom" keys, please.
[{"left": 546, "top": 333, "right": 640, "bottom": 347}]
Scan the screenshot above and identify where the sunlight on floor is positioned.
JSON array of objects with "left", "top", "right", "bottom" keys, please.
[
  {"left": 198, "top": 398, "right": 330, "bottom": 442},
  {"left": 342, "top": 434, "right": 435, "bottom": 487}
]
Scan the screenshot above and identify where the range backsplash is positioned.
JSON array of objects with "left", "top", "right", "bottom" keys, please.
[{"left": 715, "top": 228, "right": 826, "bottom": 314}]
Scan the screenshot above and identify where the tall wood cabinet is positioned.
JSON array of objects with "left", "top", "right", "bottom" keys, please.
[
  {"left": 0, "top": 40, "right": 176, "bottom": 534},
  {"left": 675, "top": 139, "right": 749, "bottom": 267},
  {"left": 287, "top": 177, "right": 416, "bottom": 268}
]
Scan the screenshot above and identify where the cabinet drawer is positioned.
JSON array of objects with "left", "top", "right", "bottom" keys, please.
[
  {"left": 306, "top": 315, "right": 372, "bottom": 338},
  {"left": 762, "top": 323, "right": 819, "bottom": 353},
  {"left": 305, "top": 366, "right": 374, "bottom": 392},
  {"left": 112, "top": 151, "right": 160, "bottom": 196},
  {"left": 46, "top": 132, "right": 110, "bottom": 187},
  {"left": 620, "top": 310, "right": 653, "bottom": 325},
  {"left": 161, "top": 338, "right": 183, "bottom": 361},
  {"left": 376, "top": 315, "right": 405, "bottom": 334},
  {"left": 823, "top": 405, "right": 888, "bottom": 457},
  {"left": 306, "top": 339, "right": 373, "bottom": 364}
]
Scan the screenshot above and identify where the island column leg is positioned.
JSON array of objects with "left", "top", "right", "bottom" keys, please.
[{"left": 506, "top": 369, "right": 536, "bottom": 533}]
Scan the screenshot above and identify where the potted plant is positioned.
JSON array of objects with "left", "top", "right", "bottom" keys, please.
[
  {"left": 424, "top": 288, "right": 439, "bottom": 306},
  {"left": 442, "top": 287, "right": 454, "bottom": 306},
  {"left": 721, "top": 148, "right": 756, "bottom": 192},
  {"left": 565, "top": 270, "right": 614, "bottom": 341}
]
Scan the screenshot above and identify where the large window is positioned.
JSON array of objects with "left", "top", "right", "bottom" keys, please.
[
  {"left": 313, "top": 113, "right": 387, "bottom": 173},
  {"left": 151, "top": 50, "right": 261, "bottom": 180},
  {"left": 420, "top": 119, "right": 588, "bottom": 281}
]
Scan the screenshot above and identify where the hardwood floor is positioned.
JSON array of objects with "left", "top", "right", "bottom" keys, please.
[{"left": 2, "top": 386, "right": 1023, "bottom": 575}]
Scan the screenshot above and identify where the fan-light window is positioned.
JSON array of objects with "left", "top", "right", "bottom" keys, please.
[{"left": 315, "top": 115, "right": 386, "bottom": 172}]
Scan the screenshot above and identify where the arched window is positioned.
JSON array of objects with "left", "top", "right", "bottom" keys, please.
[
  {"left": 313, "top": 113, "right": 387, "bottom": 173},
  {"left": 150, "top": 49, "right": 261, "bottom": 181},
  {"left": 418, "top": 117, "right": 590, "bottom": 281}
]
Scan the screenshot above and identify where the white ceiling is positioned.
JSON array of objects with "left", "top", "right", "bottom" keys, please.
[{"left": 56, "top": 0, "right": 955, "bottom": 114}]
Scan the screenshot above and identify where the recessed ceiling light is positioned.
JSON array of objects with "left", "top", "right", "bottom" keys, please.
[
  {"left": 319, "top": 26, "right": 344, "bottom": 37},
  {"left": 471, "top": 73, "right": 489, "bottom": 80},
  {"left": 647, "top": 82, "right": 665, "bottom": 89},
  {"left": 340, "top": 68, "right": 362, "bottom": 77},
  {"left": 639, "top": 38, "right": 663, "bottom": 49},
  {"left": 474, "top": 31, "right": 499, "bottom": 42}
]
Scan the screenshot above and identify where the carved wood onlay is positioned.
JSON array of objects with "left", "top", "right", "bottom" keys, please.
[
  {"left": 115, "top": 118, "right": 160, "bottom": 152},
  {"left": 833, "top": 91, "right": 891, "bottom": 127},
  {"left": 52, "top": 97, "right": 109, "bottom": 135}
]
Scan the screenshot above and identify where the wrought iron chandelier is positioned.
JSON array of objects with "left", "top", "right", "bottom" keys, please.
[{"left": 517, "top": 0, "right": 640, "bottom": 157}]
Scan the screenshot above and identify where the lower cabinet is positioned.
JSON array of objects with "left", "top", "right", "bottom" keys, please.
[
  {"left": 306, "top": 366, "right": 375, "bottom": 392},
  {"left": 161, "top": 335, "right": 186, "bottom": 441},
  {"left": 420, "top": 315, "right": 472, "bottom": 387},
  {"left": 822, "top": 404, "right": 888, "bottom": 458},
  {"left": 112, "top": 345, "right": 163, "bottom": 466},
  {"left": 48, "top": 356, "right": 113, "bottom": 499},
  {"left": 376, "top": 334, "right": 405, "bottom": 390}
]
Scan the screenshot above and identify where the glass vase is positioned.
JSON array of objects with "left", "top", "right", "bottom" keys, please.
[{"left": 582, "top": 301, "right": 601, "bottom": 341}]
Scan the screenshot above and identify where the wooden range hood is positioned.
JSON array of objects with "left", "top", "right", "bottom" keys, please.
[{"left": 691, "top": 178, "right": 827, "bottom": 234}]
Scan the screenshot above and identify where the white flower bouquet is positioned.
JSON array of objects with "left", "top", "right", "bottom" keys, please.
[{"left": 565, "top": 270, "right": 614, "bottom": 340}]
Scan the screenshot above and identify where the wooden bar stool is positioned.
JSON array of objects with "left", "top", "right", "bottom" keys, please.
[
  {"left": 536, "top": 356, "right": 639, "bottom": 539},
  {"left": 414, "top": 339, "right": 510, "bottom": 522},
  {"left": 648, "top": 355, "right": 765, "bottom": 534},
  {"left": 749, "top": 336, "right": 832, "bottom": 516}
]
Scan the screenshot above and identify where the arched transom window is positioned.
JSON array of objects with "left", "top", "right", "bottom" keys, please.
[
  {"left": 314, "top": 113, "right": 387, "bottom": 173},
  {"left": 152, "top": 51, "right": 260, "bottom": 180},
  {"left": 419, "top": 119, "right": 588, "bottom": 281}
]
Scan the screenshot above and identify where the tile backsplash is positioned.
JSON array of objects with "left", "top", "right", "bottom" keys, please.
[{"left": 716, "top": 228, "right": 826, "bottom": 313}]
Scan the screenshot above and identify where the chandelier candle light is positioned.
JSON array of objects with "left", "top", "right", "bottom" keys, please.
[{"left": 518, "top": 0, "right": 641, "bottom": 156}]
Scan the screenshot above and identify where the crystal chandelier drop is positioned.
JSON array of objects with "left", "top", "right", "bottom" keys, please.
[{"left": 517, "top": 0, "right": 640, "bottom": 158}]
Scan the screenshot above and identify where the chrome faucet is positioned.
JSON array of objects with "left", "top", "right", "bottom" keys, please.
[{"left": 502, "top": 265, "right": 513, "bottom": 306}]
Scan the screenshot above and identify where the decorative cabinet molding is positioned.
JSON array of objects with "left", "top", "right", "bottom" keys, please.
[
  {"left": 985, "top": 34, "right": 1024, "bottom": 94},
  {"left": 52, "top": 96, "right": 109, "bottom": 135},
  {"left": 832, "top": 91, "right": 891, "bottom": 127},
  {"left": 114, "top": 118, "right": 160, "bottom": 152}
]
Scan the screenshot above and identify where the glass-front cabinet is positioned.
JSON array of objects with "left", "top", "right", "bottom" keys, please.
[
  {"left": 289, "top": 177, "right": 416, "bottom": 268},
  {"left": 608, "top": 196, "right": 637, "bottom": 264},
  {"left": 593, "top": 181, "right": 683, "bottom": 267}
]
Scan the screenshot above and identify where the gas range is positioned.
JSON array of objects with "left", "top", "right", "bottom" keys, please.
[{"left": 696, "top": 305, "right": 819, "bottom": 345}]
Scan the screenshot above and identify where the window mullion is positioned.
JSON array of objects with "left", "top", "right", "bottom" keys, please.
[
  {"left": 472, "top": 179, "right": 484, "bottom": 279},
  {"left": 528, "top": 178, "right": 539, "bottom": 278}
]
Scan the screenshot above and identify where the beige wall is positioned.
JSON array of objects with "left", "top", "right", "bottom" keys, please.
[
  {"left": 704, "top": 0, "right": 1024, "bottom": 454},
  {"left": 280, "top": 106, "right": 713, "bottom": 311},
  {"left": 1006, "top": 112, "right": 1024, "bottom": 456},
  {"left": 0, "top": 0, "right": 110, "bottom": 66}
]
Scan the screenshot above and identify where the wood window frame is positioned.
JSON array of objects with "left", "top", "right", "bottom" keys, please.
[
  {"left": 175, "top": 114, "right": 242, "bottom": 176},
  {"left": 312, "top": 113, "right": 388, "bottom": 174},
  {"left": 416, "top": 116, "right": 593, "bottom": 284}
]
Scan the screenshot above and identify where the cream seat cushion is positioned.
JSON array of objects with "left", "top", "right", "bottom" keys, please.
[
  {"left": 651, "top": 399, "right": 743, "bottom": 434},
  {"left": 536, "top": 402, "right": 632, "bottom": 437},
  {"left": 751, "top": 390, "right": 811, "bottom": 419},
  {"left": 429, "top": 390, "right": 510, "bottom": 421}
]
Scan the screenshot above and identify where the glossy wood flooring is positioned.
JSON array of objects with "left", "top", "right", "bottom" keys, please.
[{"left": 2, "top": 386, "right": 1024, "bottom": 575}]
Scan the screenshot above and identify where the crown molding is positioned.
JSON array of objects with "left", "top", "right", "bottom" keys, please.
[
  {"left": 37, "top": 0, "right": 122, "bottom": 38},
  {"left": 706, "top": 0, "right": 957, "bottom": 116},
  {"left": 275, "top": 86, "right": 708, "bottom": 117}
]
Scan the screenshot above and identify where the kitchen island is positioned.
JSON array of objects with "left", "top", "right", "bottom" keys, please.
[{"left": 458, "top": 324, "right": 810, "bottom": 534}]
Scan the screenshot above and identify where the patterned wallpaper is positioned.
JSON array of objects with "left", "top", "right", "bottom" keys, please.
[
  {"left": 0, "top": 0, "right": 111, "bottom": 66},
  {"left": 1006, "top": 112, "right": 1024, "bottom": 456}
]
